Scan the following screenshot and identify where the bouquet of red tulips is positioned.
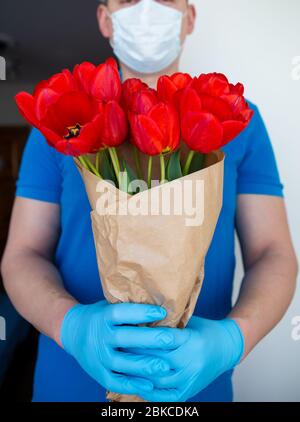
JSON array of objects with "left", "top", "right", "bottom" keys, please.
[{"left": 15, "top": 58, "right": 253, "bottom": 402}]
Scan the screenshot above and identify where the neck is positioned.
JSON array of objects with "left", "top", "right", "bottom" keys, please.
[{"left": 119, "top": 60, "right": 180, "bottom": 88}]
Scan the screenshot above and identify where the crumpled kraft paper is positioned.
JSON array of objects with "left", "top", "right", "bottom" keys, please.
[{"left": 75, "top": 150, "right": 225, "bottom": 402}]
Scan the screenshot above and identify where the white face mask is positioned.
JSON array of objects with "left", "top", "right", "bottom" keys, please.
[{"left": 109, "top": 0, "right": 185, "bottom": 74}]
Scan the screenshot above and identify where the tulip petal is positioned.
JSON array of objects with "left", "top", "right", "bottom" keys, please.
[
  {"left": 91, "top": 58, "right": 122, "bottom": 102},
  {"left": 73, "top": 62, "right": 96, "bottom": 93},
  {"left": 40, "top": 107, "right": 67, "bottom": 136},
  {"left": 129, "top": 113, "right": 164, "bottom": 156},
  {"left": 130, "top": 88, "right": 158, "bottom": 115},
  {"left": 53, "top": 117, "right": 102, "bottom": 156},
  {"left": 50, "top": 91, "right": 98, "bottom": 132},
  {"left": 148, "top": 103, "right": 180, "bottom": 152},
  {"left": 195, "top": 73, "right": 230, "bottom": 97},
  {"left": 157, "top": 75, "right": 177, "bottom": 103},
  {"left": 70, "top": 123, "right": 100, "bottom": 155},
  {"left": 106, "top": 57, "right": 119, "bottom": 72},
  {"left": 222, "top": 94, "right": 248, "bottom": 119},
  {"left": 54, "top": 138, "right": 76, "bottom": 156},
  {"left": 158, "top": 73, "right": 192, "bottom": 105},
  {"left": 15, "top": 92, "right": 62, "bottom": 147},
  {"left": 39, "top": 91, "right": 98, "bottom": 139},
  {"left": 196, "top": 73, "right": 230, "bottom": 96},
  {"left": 33, "top": 80, "right": 49, "bottom": 97},
  {"left": 171, "top": 72, "right": 193, "bottom": 90},
  {"left": 15, "top": 92, "right": 40, "bottom": 127},
  {"left": 182, "top": 111, "right": 223, "bottom": 153},
  {"left": 240, "top": 108, "right": 254, "bottom": 123},
  {"left": 35, "top": 88, "right": 60, "bottom": 121},
  {"left": 80, "top": 114, "right": 104, "bottom": 151},
  {"left": 48, "top": 69, "right": 77, "bottom": 94},
  {"left": 122, "top": 78, "right": 147, "bottom": 110},
  {"left": 100, "top": 101, "right": 128, "bottom": 147},
  {"left": 200, "top": 94, "right": 233, "bottom": 122},
  {"left": 179, "top": 88, "right": 202, "bottom": 117},
  {"left": 229, "top": 82, "right": 244, "bottom": 96},
  {"left": 222, "top": 120, "right": 246, "bottom": 143},
  {"left": 38, "top": 126, "right": 62, "bottom": 147}
]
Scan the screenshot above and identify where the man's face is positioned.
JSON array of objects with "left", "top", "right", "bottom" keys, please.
[{"left": 97, "top": 0, "right": 196, "bottom": 45}]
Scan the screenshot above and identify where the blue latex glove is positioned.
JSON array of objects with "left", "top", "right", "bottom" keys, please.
[
  {"left": 60, "top": 301, "right": 189, "bottom": 397},
  {"left": 126, "top": 316, "right": 244, "bottom": 402}
]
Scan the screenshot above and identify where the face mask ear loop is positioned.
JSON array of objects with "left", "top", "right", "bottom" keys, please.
[
  {"left": 106, "top": 9, "right": 112, "bottom": 20},
  {"left": 105, "top": 9, "right": 115, "bottom": 48},
  {"left": 178, "top": 9, "right": 188, "bottom": 51},
  {"left": 182, "top": 9, "right": 188, "bottom": 19}
]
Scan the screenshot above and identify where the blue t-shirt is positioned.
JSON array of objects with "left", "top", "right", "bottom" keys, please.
[{"left": 16, "top": 103, "right": 283, "bottom": 402}]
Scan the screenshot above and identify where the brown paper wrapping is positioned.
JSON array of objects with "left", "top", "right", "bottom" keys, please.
[{"left": 75, "top": 150, "right": 224, "bottom": 402}]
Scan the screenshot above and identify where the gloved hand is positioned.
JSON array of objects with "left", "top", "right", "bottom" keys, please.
[
  {"left": 60, "top": 301, "right": 189, "bottom": 397},
  {"left": 126, "top": 316, "right": 244, "bottom": 402}
]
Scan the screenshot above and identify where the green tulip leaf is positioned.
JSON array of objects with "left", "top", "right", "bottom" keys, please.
[
  {"left": 120, "top": 161, "right": 141, "bottom": 195},
  {"left": 166, "top": 150, "right": 183, "bottom": 181},
  {"left": 100, "top": 150, "right": 117, "bottom": 185},
  {"left": 189, "top": 152, "right": 205, "bottom": 174}
]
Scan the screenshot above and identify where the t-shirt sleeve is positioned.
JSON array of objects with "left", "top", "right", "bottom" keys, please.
[
  {"left": 237, "top": 105, "right": 284, "bottom": 197},
  {"left": 16, "top": 128, "right": 62, "bottom": 204}
]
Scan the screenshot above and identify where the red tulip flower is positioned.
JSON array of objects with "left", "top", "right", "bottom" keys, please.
[
  {"left": 127, "top": 87, "right": 158, "bottom": 115},
  {"left": 74, "top": 58, "right": 122, "bottom": 103},
  {"left": 97, "top": 100, "right": 128, "bottom": 148},
  {"left": 15, "top": 59, "right": 127, "bottom": 156},
  {"left": 180, "top": 73, "right": 253, "bottom": 153},
  {"left": 74, "top": 59, "right": 127, "bottom": 149},
  {"left": 157, "top": 72, "right": 193, "bottom": 104},
  {"left": 15, "top": 74, "right": 102, "bottom": 156},
  {"left": 121, "top": 78, "right": 148, "bottom": 111},
  {"left": 129, "top": 99, "right": 180, "bottom": 156}
]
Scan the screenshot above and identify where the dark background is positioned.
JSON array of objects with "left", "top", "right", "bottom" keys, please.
[
  {"left": 0, "top": 0, "right": 111, "bottom": 402},
  {"left": 0, "top": 0, "right": 112, "bottom": 82}
]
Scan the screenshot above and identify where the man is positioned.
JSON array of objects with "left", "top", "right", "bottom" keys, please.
[{"left": 1, "top": 0, "right": 298, "bottom": 402}]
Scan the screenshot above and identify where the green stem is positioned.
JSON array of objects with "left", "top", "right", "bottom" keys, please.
[
  {"left": 96, "top": 150, "right": 102, "bottom": 173},
  {"left": 108, "top": 147, "right": 121, "bottom": 186},
  {"left": 78, "top": 155, "right": 89, "bottom": 171},
  {"left": 183, "top": 150, "right": 195, "bottom": 176},
  {"left": 83, "top": 155, "right": 102, "bottom": 178},
  {"left": 113, "top": 148, "right": 122, "bottom": 176},
  {"left": 134, "top": 147, "right": 143, "bottom": 180},
  {"left": 147, "top": 156, "right": 153, "bottom": 189},
  {"left": 160, "top": 154, "right": 166, "bottom": 183}
]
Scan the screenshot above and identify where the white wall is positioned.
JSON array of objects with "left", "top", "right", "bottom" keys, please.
[{"left": 181, "top": 0, "right": 300, "bottom": 402}]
